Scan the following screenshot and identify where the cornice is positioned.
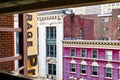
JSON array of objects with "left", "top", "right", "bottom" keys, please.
[
  {"left": 38, "top": 15, "right": 63, "bottom": 21},
  {"left": 62, "top": 40, "right": 120, "bottom": 49}
]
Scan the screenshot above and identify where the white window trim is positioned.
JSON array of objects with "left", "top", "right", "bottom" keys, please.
[
  {"left": 70, "top": 60, "right": 77, "bottom": 64},
  {"left": 92, "top": 50, "right": 98, "bottom": 59},
  {"left": 81, "top": 49, "right": 86, "bottom": 58}
]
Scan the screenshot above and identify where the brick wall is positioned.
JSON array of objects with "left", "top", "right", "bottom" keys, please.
[
  {"left": 0, "top": 15, "right": 14, "bottom": 72},
  {"left": 80, "top": 14, "right": 100, "bottom": 40},
  {"left": 112, "top": 9, "right": 120, "bottom": 40},
  {"left": 64, "top": 14, "right": 94, "bottom": 40},
  {"left": 98, "top": 16, "right": 112, "bottom": 40}
]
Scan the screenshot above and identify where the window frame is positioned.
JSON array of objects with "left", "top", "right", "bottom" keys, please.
[
  {"left": 71, "top": 48, "right": 76, "bottom": 57},
  {"left": 81, "top": 49, "right": 86, "bottom": 58},
  {"left": 106, "top": 67, "right": 112, "bottom": 78},
  {"left": 46, "top": 27, "right": 56, "bottom": 40},
  {"left": 92, "top": 50, "right": 98, "bottom": 59},
  {"left": 102, "top": 18, "right": 109, "bottom": 22},
  {"left": 106, "top": 50, "right": 112, "bottom": 60},
  {"left": 48, "top": 64, "right": 56, "bottom": 75},
  {"left": 46, "top": 44, "right": 56, "bottom": 57},
  {"left": 70, "top": 63, "right": 76, "bottom": 72},
  {"left": 92, "top": 66, "right": 98, "bottom": 76},
  {"left": 81, "top": 65, "right": 86, "bottom": 74}
]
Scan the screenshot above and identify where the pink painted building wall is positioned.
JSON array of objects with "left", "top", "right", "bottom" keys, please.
[{"left": 63, "top": 46, "right": 120, "bottom": 80}]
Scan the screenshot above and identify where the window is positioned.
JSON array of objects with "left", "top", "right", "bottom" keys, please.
[
  {"left": 106, "top": 68, "right": 112, "bottom": 77},
  {"left": 16, "top": 32, "right": 19, "bottom": 54},
  {"left": 81, "top": 65, "right": 86, "bottom": 74},
  {"left": 112, "top": 3, "right": 115, "bottom": 6},
  {"left": 103, "top": 27, "right": 108, "bottom": 31},
  {"left": 46, "top": 27, "right": 56, "bottom": 40},
  {"left": 70, "top": 64, "right": 76, "bottom": 72},
  {"left": 80, "top": 28, "right": 84, "bottom": 38},
  {"left": 47, "top": 44, "right": 56, "bottom": 57},
  {"left": 92, "top": 50, "right": 98, "bottom": 58},
  {"left": 92, "top": 66, "right": 98, "bottom": 75},
  {"left": 48, "top": 64, "right": 56, "bottom": 75},
  {"left": 106, "top": 50, "right": 112, "bottom": 60},
  {"left": 81, "top": 49, "right": 86, "bottom": 57},
  {"left": 102, "top": 18, "right": 109, "bottom": 22},
  {"left": 71, "top": 48, "right": 75, "bottom": 57},
  {"left": 117, "top": 15, "right": 120, "bottom": 20},
  {"left": 117, "top": 25, "right": 120, "bottom": 34}
]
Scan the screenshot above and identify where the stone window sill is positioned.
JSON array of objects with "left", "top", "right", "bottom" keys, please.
[
  {"left": 80, "top": 73, "right": 87, "bottom": 75},
  {"left": 105, "top": 77, "right": 113, "bottom": 79},
  {"left": 91, "top": 75, "right": 98, "bottom": 77},
  {"left": 70, "top": 72, "right": 76, "bottom": 74}
]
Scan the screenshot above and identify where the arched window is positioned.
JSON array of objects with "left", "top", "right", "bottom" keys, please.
[
  {"left": 80, "top": 61, "right": 87, "bottom": 74},
  {"left": 70, "top": 60, "right": 76, "bottom": 72},
  {"left": 92, "top": 62, "right": 99, "bottom": 76},
  {"left": 105, "top": 63, "right": 113, "bottom": 78}
]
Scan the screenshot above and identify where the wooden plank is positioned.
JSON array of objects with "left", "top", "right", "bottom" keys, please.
[
  {"left": 0, "top": 27, "right": 22, "bottom": 32},
  {"left": 19, "top": 14, "right": 28, "bottom": 75},
  {"left": 0, "top": 55, "right": 22, "bottom": 63},
  {"left": 12, "top": 66, "right": 25, "bottom": 73},
  {"left": 0, "top": 0, "right": 119, "bottom": 15}
]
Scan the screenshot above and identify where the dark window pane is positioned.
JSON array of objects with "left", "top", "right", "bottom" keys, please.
[
  {"left": 81, "top": 70, "right": 86, "bottom": 73},
  {"left": 107, "top": 73, "right": 111, "bottom": 77},
  {"left": 71, "top": 64, "right": 76, "bottom": 72},
  {"left": 54, "top": 45, "right": 56, "bottom": 57},
  {"left": 48, "top": 64, "right": 52, "bottom": 74},
  {"left": 71, "top": 48, "right": 75, "bottom": 56},
  {"left": 93, "top": 72, "right": 97, "bottom": 75},
  {"left": 50, "top": 28, "right": 54, "bottom": 39},
  {"left": 106, "top": 68, "right": 112, "bottom": 77},
  {"left": 47, "top": 45, "right": 49, "bottom": 57},
  {"left": 92, "top": 66, "right": 97, "bottom": 75},
  {"left": 92, "top": 50, "right": 97, "bottom": 58},
  {"left": 16, "top": 32, "right": 19, "bottom": 54},
  {"left": 46, "top": 27, "right": 49, "bottom": 39},
  {"left": 81, "top": 49, "right": 86, "bottom": 57},
  {"left": 48, "top": 64, "right": 56, "bottom": 75}
]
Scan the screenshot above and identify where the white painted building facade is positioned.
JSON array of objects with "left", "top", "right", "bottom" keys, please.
[{"left": 38, "top": 10, "right": 65, "bottom": 80}]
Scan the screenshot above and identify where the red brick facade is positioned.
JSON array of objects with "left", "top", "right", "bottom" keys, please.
[
  {"left": 112, "top": 9, "right": 120, "bottom": 40},
  {"left": 0, "top": 15, "right": 14, "bottom": 72},
  {"left": 64, "top": 14, "right": 94, "bottom": 40}
]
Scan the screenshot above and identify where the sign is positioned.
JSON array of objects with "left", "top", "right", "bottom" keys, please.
[{"left": 27, "top": 13, "right": 38, "bottom": 77}]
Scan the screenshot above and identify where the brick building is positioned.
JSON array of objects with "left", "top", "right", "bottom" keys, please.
[
  {"left": 0, "top": 14, "right": 28, "bottom": 76},
  {"left": 64, "top": 14, "right": 94, "bottom": 40},
  {"left": 63, "top": 40, "right": 120, "bottom": 80},
  {"left": 98, "top": 14, "right": 113, "bottom": 40},
  {"left": 0, "top": 15, "right": 14, "bottom": 72},
  {"left": 80, "top": 14, "right": 114, "bottom": 40},
  {"left": 112, "top": 8, "right": 120, "bottom": 40}
]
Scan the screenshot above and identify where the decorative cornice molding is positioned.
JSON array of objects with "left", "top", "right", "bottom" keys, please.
[
  {"left": 62, "top": 40, "right": 120, "bottom": 49},
  {"left": 38, "top": 15, "right": 63, "bottom": 21},
  {"left": 46, "top": 57, "right": 56, "bottom": 64},
  {"left": 39, "top": 22, "right": 62, "bottom": 25}
]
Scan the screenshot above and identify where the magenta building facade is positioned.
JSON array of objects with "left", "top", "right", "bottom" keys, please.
[{"left": 63, "top": 40, "right": 120, "bottom": 80}]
